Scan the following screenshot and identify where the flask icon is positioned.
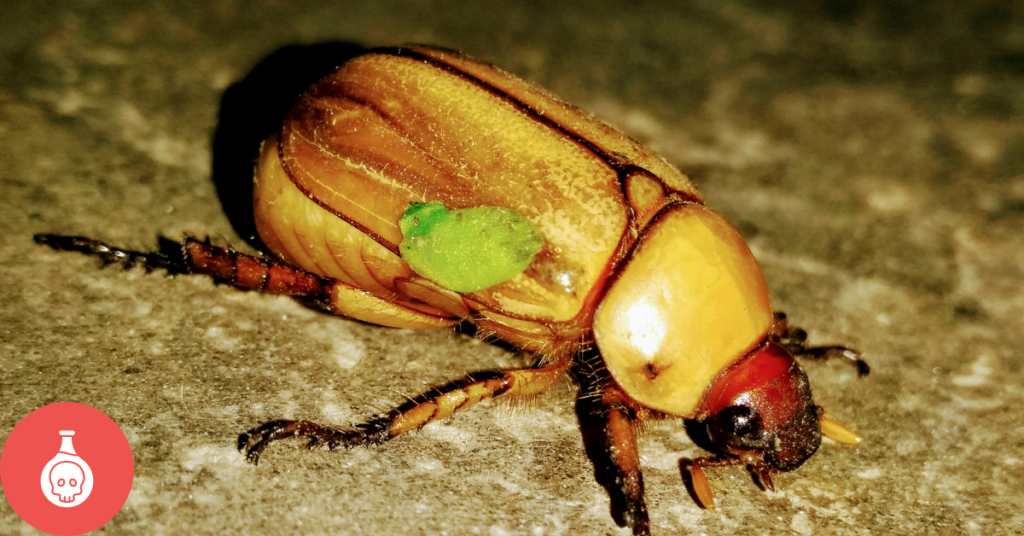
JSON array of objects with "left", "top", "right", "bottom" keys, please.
[{"left": 40, "top": 430, "right": 94, "bottom": 507}]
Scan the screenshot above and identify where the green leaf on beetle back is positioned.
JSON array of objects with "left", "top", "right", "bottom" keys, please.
[{"left": 399, "top": 202, "right": 544, "bottom": 293}]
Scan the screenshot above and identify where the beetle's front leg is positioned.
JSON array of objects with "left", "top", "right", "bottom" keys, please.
[
  {"left": 576, "top": 379, "right": 651, "bottom": 536},
  {"left": 240, "top": 355, "right": 573, "bottom": 464},
  {"left": 770, "top": 312, "right": 870, "bottom": 376}
]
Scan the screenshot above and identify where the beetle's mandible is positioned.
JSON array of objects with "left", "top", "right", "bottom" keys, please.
[{"left": 36, "top": 46, "right": 869, "bottom": 535}]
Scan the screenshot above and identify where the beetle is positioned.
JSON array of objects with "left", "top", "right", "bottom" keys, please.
[{"left": 36, "top": 46, "right": 868, "bottom": 535}]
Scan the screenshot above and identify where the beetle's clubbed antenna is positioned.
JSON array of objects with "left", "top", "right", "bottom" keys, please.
[
  {"left": 687, "top": 457, "right": 743, "bottom": 510},
  {"left": 819, "top": 414, "right": 863, "bottom": 445},
  {"left": 34, "top": 234, "right": 190, "bottom": 275}
]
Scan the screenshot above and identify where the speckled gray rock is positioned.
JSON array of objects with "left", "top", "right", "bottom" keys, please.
[{"left": 2, "top": 2, "right": 1023, "bottom": 535}]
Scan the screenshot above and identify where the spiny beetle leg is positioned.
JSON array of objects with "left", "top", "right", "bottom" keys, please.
[
  {"left": 241, "top": 357, "right": 572, "bottom": 465},
  {"left": 34, "top": 234, "right": 189, "bottom": 274},
  {"left": 34, "top": 233, "right": 339, "bottom": 303},
  {"left": 238, "top": 419, "right": 382, "bottom": 465},
  {"left": 183, "top": 237, "right": 335, "bottom": 298},
  {"left": 770, "top": 312, "right": 870, "bottom": 376}
]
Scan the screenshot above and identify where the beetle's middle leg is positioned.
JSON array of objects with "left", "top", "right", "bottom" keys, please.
[
  {"left": 239, "top": 355, "right": 573, "bottom": 464},
  {"left": 769, "top": 312, "right": 870, "bottom": 376}
]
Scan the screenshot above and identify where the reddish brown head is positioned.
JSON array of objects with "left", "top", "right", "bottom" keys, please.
[{"left": 699, "top": 342, "right": 821, "bottom": 485}]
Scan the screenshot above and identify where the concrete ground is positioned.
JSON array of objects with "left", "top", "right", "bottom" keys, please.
[{"left": 2, "top": 1, "right": 1023, "bottom": 534}]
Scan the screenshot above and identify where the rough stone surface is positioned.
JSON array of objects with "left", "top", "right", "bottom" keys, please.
[{"left": 2, "top": 1, "right": 1023, "bottom": 535}]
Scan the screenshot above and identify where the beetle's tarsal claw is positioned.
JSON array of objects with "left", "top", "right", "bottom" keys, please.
[
  {"left": 847, "top": 350, "right": 871, "bottom": 377},
  {"left": 819, "top": 415, "right": 863, "bottom": 445},
  {"left": 805, "top": 346, "right": 870, "bottom": 377},
  {"left": 238, "top": 419, "right": 370, "bottom": 465},
  {"left": 236, "top": 432, "right": 250, "bottom": 452},
  {"left": 754, "top": 464, "right": 776, "bottom": 492}
]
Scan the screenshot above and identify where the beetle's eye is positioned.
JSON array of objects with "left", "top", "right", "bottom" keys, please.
[
  {"left": 730, "top": 406, "right": 759, "bottom": 438},
  {"left": 706, "top": 405, "right": 768, "bottom": 452}
]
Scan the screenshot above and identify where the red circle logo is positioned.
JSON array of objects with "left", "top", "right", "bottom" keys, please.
[{"left": 1, "top": 402, "right": 134, "bottom": 536}]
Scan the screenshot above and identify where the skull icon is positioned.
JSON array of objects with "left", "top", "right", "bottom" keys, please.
[
  {"left": 40, "top": 430, "right": 94, "bottom": 507},
  {"left": 49, "top": 461, "right": 85, "bottom": 503}
]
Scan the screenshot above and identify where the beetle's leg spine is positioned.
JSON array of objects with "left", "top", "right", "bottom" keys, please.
[{"left": 34, "top": 234, "right": 189, "bottom": 274}]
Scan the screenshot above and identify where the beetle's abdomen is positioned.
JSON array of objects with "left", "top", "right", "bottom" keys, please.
[{"left": 592, "top": 205, "right": 774, "bottom": 417}]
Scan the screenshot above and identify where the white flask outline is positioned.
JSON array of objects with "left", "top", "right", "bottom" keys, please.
[{"left": 40, "top": 430, "right": 94, "bottom": 508}]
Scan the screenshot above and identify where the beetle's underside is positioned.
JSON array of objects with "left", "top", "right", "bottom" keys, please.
[{"left": 35, "top": 233, "right": 866, "bottom": 536}]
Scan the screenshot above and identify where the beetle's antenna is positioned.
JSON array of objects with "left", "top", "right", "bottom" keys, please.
[
  {"left": 819, "top": 414, "right": 862, "bottom": 445},
  {"left": 687, "top": 457, "right": 743, "bottom": 509}
]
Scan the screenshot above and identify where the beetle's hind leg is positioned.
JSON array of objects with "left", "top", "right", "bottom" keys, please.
[
  {"left": 770, "top": 313, "right": 870, "bottom": 376},
  {"left": 36, "top": 234, "right": 457, "bottom": 329},
  {"left": 240, "top": 355, "right": 573, "bottom": 465},
  {"left": 33, "top": 234, "right": 331, "bottom": 297},
  {"left": 34, "top": 234, "right": 192, "bottom": 274}
]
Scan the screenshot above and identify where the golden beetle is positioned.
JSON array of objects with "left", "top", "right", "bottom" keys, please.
[{"left": 36, "top": 46, "right": 868, "bottom": 535}]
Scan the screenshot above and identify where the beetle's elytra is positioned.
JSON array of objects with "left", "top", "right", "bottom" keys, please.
[{"left": 36, "top": 46, "right": 868, "bottom": 536}]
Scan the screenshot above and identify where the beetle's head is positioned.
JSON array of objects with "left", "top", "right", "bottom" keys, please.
[
  {"left": 699, "top": 342, "right": 821, "bottom": 485},
  {"left": 591, "top": 204, "right": 821, "bottom": 482}
]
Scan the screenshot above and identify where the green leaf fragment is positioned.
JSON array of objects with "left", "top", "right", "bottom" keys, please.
[{"left": 399, "top": 202, "right": 544, "bottom": 293}]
